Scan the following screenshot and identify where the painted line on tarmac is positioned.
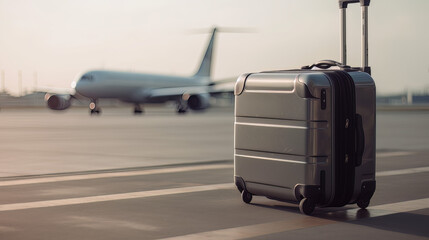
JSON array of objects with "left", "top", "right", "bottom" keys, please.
[
  {"left": 376, "top": 151, "right": 413, "bottom": 158},
  {"left": 0, "top": 164, "right": 232, "bottom": 187},
  {"left": 159, "top": 197, "right": 429, "bottom": 240},
  {"left": 1, "top": 163, "right": 427, "bottom": 187},
  {"left": 0, "top": 183, "right": 234, "bottom": 212},
  {"left": 377, "top": 166, "right": 429, "bottom": 177},
  {"left": 161, "top": 217, "right": 337, "bottom": 240}
]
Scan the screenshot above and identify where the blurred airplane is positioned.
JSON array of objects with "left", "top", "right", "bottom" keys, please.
[{"left": 45, "top": 27, "right": 234, "bottom": 115}]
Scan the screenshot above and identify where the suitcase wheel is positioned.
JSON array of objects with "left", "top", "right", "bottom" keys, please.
[
  {"left": 357, "top": 199, "right": 370, "bottom": 209},
  {"left": 299, "top": 198, "right": 316, "bottom": 215},
  {"left": 241, "top": 190, "right": 252, "bottom": 204}
]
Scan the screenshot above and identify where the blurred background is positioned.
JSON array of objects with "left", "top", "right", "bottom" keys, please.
[{"left": 0, "top": 0, "right": 428, "bottom": 107}]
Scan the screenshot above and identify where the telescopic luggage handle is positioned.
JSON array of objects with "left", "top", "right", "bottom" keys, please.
[{"left": 339, "top": 0, "right": 371, "bottom": 75}]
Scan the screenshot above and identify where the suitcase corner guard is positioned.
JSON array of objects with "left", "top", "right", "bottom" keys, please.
[
  {"left": 234, "top": 73, "right": 252, "bottom": 96},
  {"left": 294, "top": 184, "right": 323, "bottom": 203},
  {"left": 356, "top": 180, "right": 376, "bottom": 203},
  {"left": 234, "top": 176, "right": 246, "bottom": 193}
]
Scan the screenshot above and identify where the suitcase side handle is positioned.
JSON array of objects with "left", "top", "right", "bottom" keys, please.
[{"left": 355, "top": 114, "right": 365, "bottom": 167}]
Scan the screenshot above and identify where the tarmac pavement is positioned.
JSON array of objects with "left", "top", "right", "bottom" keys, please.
[{"left": 0, "top": 107, "right": 427, "bottom": 239}]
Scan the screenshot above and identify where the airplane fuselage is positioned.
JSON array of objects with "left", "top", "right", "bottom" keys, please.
[{"left": 74, "top": 70, "right": 210, "bottom": 103}]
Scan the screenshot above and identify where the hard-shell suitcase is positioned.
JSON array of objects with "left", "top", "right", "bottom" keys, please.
[{"left": 234, "top": 0, "right": 375, "bottom": 215}]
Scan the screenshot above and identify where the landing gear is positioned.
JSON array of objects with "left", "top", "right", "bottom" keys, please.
[
  {"left": 134, "top": 104, "right": 144, "bottom": 115},
  {"left": 176, "top": 100, "right": 188, "bottom": 114},
  {"left": 299, "top": 198, "right": 316, "bottom": 215},
  {"left": 89, "top": 99, "right": 101, "bottom": 115}
]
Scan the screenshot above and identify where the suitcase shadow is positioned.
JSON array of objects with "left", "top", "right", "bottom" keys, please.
[
  {"left": 251, "top": 201, "right": 372, "bottom": 220},
  {"left": 249, "top": 201, "right": 356, "bottom": 216},
  {"left": 251, "top": 202, "right": 428, "bottom": 238},
  {"left": 316, "top": 208, "right": 429, "bottom": 238},
  {"left": 343, "top": 211, "right": 429, "bottom": 238},
  {"left": 250, "top": 202, "right": 302, "bottom": 213}
]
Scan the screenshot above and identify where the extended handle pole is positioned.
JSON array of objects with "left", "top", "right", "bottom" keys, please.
[
  {"left": 340, "top": 8, "right": 347, "bottom": 65},
  {"left": 362, "top": 5, "right": 369, "bottom": 69},
  {"left": 339, "top": 0, "right": 371, "bottom": 74}
]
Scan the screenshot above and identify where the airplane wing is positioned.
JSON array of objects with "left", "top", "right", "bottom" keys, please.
[
  {"left": 211, "top": 77, "right": 237, "bottom": 85},
  {"left": 148, "top": 86, "right": 209, "bottom": 98},
  {"left": 142, "top": 82, "right": 235, "bottom": 104},
  {"left": 138, "top": 86, "right": 210, "bottom": 103},
  {"left": 147, "top": 81, "right": 235, "bottom": 98},
  {"left": 38, "top": 86, "right": 76, "bottom": 96},
  {"left": 208, "top": 77, "right": 236, "bottom": 96}
]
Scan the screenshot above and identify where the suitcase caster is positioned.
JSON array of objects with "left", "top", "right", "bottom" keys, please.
[
  {"left": 241, "top": 190, "right": 252, "bottom": 204},
  {"left": 357, "top": 199, "right": 370, "bottom": 209},
  {"left": 299, "top": 198, "right": 315, "bottom": 215}
]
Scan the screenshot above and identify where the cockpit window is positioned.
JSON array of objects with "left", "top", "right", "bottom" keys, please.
[{"left": 80, "top": 74, "right": 95, "bottom": 81}]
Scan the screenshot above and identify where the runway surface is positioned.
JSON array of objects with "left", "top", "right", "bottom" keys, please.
[{"left": 0, "top": 107, "right": 428, "bottom": 239}]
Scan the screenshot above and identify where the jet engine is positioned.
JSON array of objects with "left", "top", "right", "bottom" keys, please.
[
  {"left": 186, "top": 93, "right": 210, "bottom": 111},
  {"left": 45, "top": 94, "right": 72, "bottom": 110}
]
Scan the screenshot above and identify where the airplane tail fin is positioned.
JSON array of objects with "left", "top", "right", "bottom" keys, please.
[{"left": 193, "top": 28, "right": 217, "bottom": 78}]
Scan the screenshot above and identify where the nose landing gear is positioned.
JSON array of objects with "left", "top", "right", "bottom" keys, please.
[{"left": 89, "top": 99, "right": 101, "bottom": 115}]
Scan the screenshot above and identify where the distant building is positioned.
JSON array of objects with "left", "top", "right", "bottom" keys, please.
[
  {"left": 376, "top": 93, "right": 429, "bottom": 105},
  {"left": 0, "top": 91, "right": 128, "bottom": 108},
  {"left": 1, "top": 90, "right": 427, "bottom": 109},
  {"left": 413, "top": 95, "right": 429, "bottom": 104}
]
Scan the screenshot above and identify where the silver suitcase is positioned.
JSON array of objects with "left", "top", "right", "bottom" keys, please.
[{"left": 234, "top": 0, "right": 375, "bottom": 215}]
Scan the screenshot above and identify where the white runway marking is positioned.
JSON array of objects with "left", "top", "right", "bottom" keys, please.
[
  {"left": 376, "top": 151, "right": 413, "bottom": 158},
  {"left": 0, "top": 164, "right": 232, "bottom": 187},
  {"left": 159, "top": 198, "right": 429, "bottom": 240},
  {"left": 0, "top": 183, "right": 234, "bottom": 212},
  {"left": 377, "top": 166, "right": 429, "bottom": 177},
  {"left": 1, "top": 163, "right": 427, "bottom": 188}
]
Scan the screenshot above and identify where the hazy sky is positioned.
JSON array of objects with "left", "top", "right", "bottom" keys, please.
[{"left": 0, "top": 0, "right": 428, "bottom": 95}]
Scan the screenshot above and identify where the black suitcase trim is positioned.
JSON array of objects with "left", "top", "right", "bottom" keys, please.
[{"left": 324, "top": 70, "right": 357, "bottom": 207}]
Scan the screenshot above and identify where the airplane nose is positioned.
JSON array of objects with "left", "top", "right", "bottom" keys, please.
[
  {"left": 74, "top": 80, "right": 88, "bottom": 96},
  {"left": 74, "top": 80, "right": 82, "bottom": 93}
]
